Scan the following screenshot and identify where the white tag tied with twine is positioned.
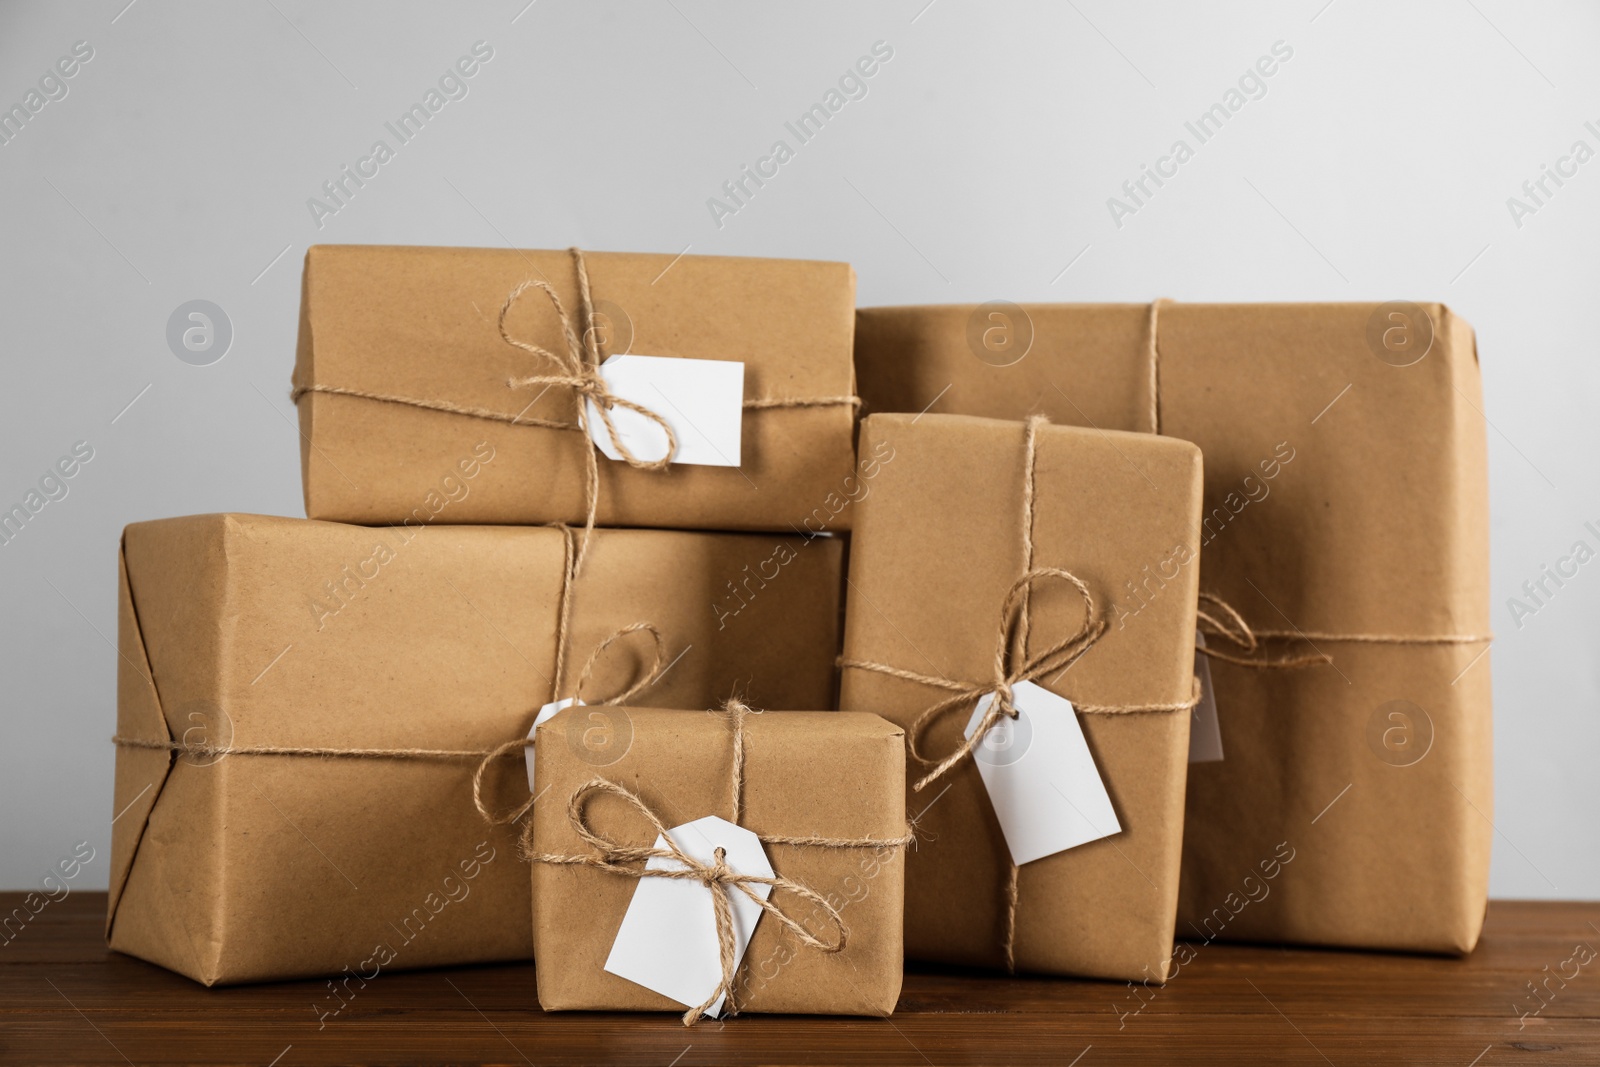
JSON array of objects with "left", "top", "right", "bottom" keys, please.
[
  {"left": 604, "top": 815, "right": 773, "bottom": 1018},
  {"left": 962, "top": 680, "right": 1121, "bottom": 866},
  {"left": 525, "top": 698, "right": 583, "bottom": 791},
  {"left": 585, "top": 354, "right": 745, "bottom": 468},
  {"left": 1188, "top": 633, "right": 1224, "bottom": 763}
]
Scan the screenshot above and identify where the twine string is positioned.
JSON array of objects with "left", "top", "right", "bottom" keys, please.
[
  {"left": 1196, "top": 591, "right": 1492, "bottom": 667},
  {"left": 288, "top": 384, "right": 862, "bottom": 421},
  {"left": 1195, "top": 591, "right": 1332, "bottom": 669},
  {"left": 1144, "top": 298, "right": 1172, "bottom": 435},
  {"left": 288, "top": 385, "right": 860, "bottom": 421},
  {"left": 111, "top": 737, "right": 492, "bottom": 761}
]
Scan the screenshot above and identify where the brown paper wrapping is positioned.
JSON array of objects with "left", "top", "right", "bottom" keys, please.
[
  {"left": 293, "top": 245, "right": 859, "bottom": 532},
  {"left": 109, "top": 513, "right": 843, "bottom": 985},
  {"left": 855, "top": 302, "right": 1492, "bottom": 954},
  {"left": 839, "top": 413, "right": 1203, "bottom": 981},
  {"left": 531, "top": 707, "right": 906, "bottom": 1016}
]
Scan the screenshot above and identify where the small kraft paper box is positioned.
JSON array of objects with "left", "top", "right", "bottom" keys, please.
[
  {"left": 839, "top": 413, "right": 1203, "bottom": 982},
  {"left": 109, "top": 513, "right": 843, "bottom": 986},
  {"left": 530, "top": 705, "right": 907, "bottom": 1020},
  {"left": 855, "top": 301, "right": 1492, "bottom": 955},
  {"left": 293, "top": 245, "right": 860, "bottom": 533}
]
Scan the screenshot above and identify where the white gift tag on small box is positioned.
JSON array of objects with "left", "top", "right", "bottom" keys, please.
[
  {"left": 525, "top": 697, "right": 583, "bottom": 791},
  {"left": 1188, "top": 633, "right": 1224, "bottom": 763},
  {"left": 584, "top": 354, "right": 744, "bottom": 468},
  {"left": 962, "top": 679, "right": 1121, "bottom": 865},
  {"left": 604, "top": 815, "right": 772, "bottom": 1017}
]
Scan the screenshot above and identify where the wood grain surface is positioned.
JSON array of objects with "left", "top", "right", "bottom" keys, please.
[{"left": 2, "top": 894, "right": 1596, "bottom": 1065}]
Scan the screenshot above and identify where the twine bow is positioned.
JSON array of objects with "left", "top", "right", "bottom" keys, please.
[
  {"left": 499, "top": 250, "right": 677, "bottom": 574},
  {"left": 471, "top": 618, "right": 671, "bottom": 826},
  {"left": 528, "top": 774, "right": 847, "bottom": 1025},
  {"left": 843, "top": 567, "right": 1107, "bottom": 792},
  {"left": 526, "top": 700, "right": 908, "bottom": 1026}
]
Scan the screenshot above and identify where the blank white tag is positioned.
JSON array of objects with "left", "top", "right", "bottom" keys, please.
[
  {"left": 962, "top": 679, "right": 1121, "bottom": 865},
  {"left": 585, "top": 354, "right": 744, "bottom": 467},
  {"left": 526, "top": 697, "right": 583, "bottom": 791},
  {"left": 604, "top": 815, "right": 772, "bottom": 1017},
  {"left": 1188, "top": 633, "right": 1224, "bottom": 763}
]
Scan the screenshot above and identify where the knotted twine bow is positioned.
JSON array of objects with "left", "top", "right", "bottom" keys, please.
[
  {"left": 524, "top": 700, "right": 914, "bottom": 1026},
  {"left": 843, "top": 567, "right": 1110, "bottom": 792},
  {"left": 471, "top": 614, "right": 670, "bottom": 827},
  {"left": 470, "top": 522, "right": 680, "bottom": 824},
  {"left": 837, "top": 413, "right": 1200, "bottom": 972},
  {"left": 497, "top": 254, "right": 675, "bottom": 576}
]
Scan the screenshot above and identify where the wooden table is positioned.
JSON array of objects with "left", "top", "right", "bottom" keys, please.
[{"left": 3, "top": 894, "right": 1596, "bottom": 1065}]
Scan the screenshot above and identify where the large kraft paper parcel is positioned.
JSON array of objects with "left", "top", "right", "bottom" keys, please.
[
  {"left": 293, "top": 245, "right": 859, "bottom": 532},
  {"left": 109, "top": 513, "right": 843, "bottom": 985},
  {"left": 854, "top": 302, "right": 1492, "bottom": 955},
  {"left": 840, "top": 413, "right": 1203, "bottom": 981},
  {"left": 531, "top": 707, "right": 906, "bottom": 1016}
]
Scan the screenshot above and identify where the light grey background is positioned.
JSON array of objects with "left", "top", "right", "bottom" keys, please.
[{"left": 1, "top": 0, "right": 1595, "bottom": 898}]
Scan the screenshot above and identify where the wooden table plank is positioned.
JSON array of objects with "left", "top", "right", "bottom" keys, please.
[{"left": 2, "top": 894, "right": 1596, "bottom": 1065}]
